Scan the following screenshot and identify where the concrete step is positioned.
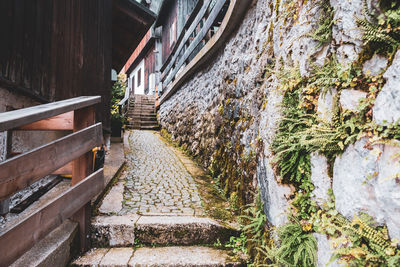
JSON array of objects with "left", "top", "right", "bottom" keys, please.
[
  {"left": 72, "top": 246, "right": 244, "bottom": 266},
  {"left": 91, "top": 215, "right": 238, "bottom": 247}
]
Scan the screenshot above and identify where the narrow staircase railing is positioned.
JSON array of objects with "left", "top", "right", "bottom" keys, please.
[
  {"left": 158, "top": 0, "right": 251, "bottom": 104},
  {"left": 160, "top": 0, "right": 230, "bottom": 89},
  {"left": 0, "top": 96, "right": 104, "bottom": 267}
]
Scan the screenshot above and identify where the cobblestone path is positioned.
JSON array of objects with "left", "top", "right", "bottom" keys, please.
[{"left": 120, "top": 130, "right": 203, "bottom": 216}]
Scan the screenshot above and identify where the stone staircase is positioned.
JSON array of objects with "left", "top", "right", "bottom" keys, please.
[
  {"left": 127, "top": 94, "right": 158, "bottom": 130},
  {"left": 71, "top": 215, "right": 243, "bottom": 266}
]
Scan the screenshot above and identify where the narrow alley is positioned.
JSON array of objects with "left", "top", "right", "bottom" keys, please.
[
  {"left": 1, "top": 0, "right": 400, "bottom": 266},
  {"left": 72, "top": 129, "right": 243, "bottom": 266}
]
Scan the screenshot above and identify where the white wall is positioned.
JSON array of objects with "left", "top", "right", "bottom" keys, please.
[{"left": 129, "top": 60, "right": 145, "bottom": 95}]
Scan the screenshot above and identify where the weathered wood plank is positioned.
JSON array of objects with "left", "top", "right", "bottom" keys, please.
[
  {"left": 0, "top": 123, "right": 102, "bottom": 201},
  {"left": 161, "top": 0, "right": 209, "bottom": 76},
  {"left": 0, "top": 169, "right": 104, "bottom": 267},
  {"left": 72, "top": 106, "right": 96, "bottom": 252},
  {"left": 164, "top": 0, "right": 227, "bottom": 86},
  {"left": 0, "top": 96, "right": 101, "bottom": 132},
  {"left": 52, "top": 162, "right": 73, "bottom": 176},
  {"left": 160, "top": 0, "right": 204, "bottom": 73},
  {"left": 15, "top": 111, "right": 73, "bottom": 131}
]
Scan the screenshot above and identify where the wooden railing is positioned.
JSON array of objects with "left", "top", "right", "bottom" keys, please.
[
  {"left": 0, "top": 96, "right": 104, "bottom": 267},
  {"left": 160, "top": 0, "right": 229, "bottom": 88},
  {"left": 118, "top": 86, "right": 132, "bottom": 116},
  {"left": 158, "top": 0, "right": 251, "bottom": 105}
]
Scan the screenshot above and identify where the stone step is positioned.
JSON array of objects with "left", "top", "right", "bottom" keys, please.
[
  {"left": 91, "top": 215, "right": 238, "bottom": 247},
  {"left": 140, "top": 125, "right": 160, "bottom": 130},
  {"left": 140, "top": 121, "right": 158, "bottom": 125},
  {"left": 72, "top": 246, "right": 243, "bottom": 267},
  {"left": 129, "top": 116, "right": 157, "bottom": 121}
]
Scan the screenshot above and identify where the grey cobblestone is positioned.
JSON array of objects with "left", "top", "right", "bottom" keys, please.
[{"left": 120, "top": 130, "right": 203, "bottom": 216}]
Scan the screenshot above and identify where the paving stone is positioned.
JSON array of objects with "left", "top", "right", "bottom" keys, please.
[
  {"left": 100, "top": 248, "right": 134, "bottom": 267},
  {"left": 91, "top": 215, "right": 139, "bottom": 247},
  {"left": 128, "top": 246, "right": 243, "bottom": 267},
  {"left": 99, "top": 181, "right": 124, "bottom": 214},
  {"left": 72, "top": 248, "right": 109, "bottom": 266},
  {"left": 119, "top": 130, "right": 204, "bottom": 216}
]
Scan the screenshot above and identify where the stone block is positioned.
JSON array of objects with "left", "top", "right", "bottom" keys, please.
[
  {"left": 100, "top": 248, "right": 134, "bottom": 267},
  {"left": 373, "top": 50, "right": 400, "bottom": 125},
  {"left": 317, "top": 88, "right": 338, "bottom": 122},
  {"left": 310, "top": 152, "right": 331, "bottom": 207},
  {"left": 339, "top": 89, "right": 367, "bottom": 112},
  {"left": 363, "top": 54, "right": 388, "bottom": 76},
  {"left": 91, "top": 215, "right": 139, "bottom": 247},
  {"left": 135, "top": 216, "right": 238, "bottom": 245},
  {"left": 333, "top": 138, "right": 400, "bottom": 242},
  {"left": 128, "top": 246, "right": 243, "bottom": 267}
]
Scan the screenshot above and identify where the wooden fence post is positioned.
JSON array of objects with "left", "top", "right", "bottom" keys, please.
[{"left": 72, "top": 106, "right": 95, "bottom": 252}]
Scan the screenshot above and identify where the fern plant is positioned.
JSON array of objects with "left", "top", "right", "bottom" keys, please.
[
  {"left": 308, "top": 0, "right": 334, "bottom": 48},
  {"left": 312, "top": 210, "right": 400, "bottom": 267},
  {"left": 357, "top": 0, "right": 400, "bottom": 54},
  {"left": 263, "top": 218, "right": 317, "bottom": 267},
  {"left": 241, "top": 192, "right": 269, "bottom": 265}
]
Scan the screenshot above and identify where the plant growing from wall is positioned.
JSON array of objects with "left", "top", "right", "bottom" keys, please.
[
  {"left": 357, "top": 0, "right": 400, "bottom": 55},
  {"left": 261, "top": 217, "right": 317, "bottom": 267},
  {"left": 308, "top": 0, "right": 334, "bottom": 48}
]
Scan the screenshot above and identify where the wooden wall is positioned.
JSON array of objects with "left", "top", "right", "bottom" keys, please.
[
  {"left": 161, "top": 1, "right": 178, "bottom": 65},
  {"left": 144, "top": 44, "right": 156, "bottom": 94},
  {"left": 0, "top": 0, "right": 112, "bottom": 130}
]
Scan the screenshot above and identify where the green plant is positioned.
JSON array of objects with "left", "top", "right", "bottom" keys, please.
[
  {"left": 312, "top": 210, "right": 400, "bottom": 267},
  {"left": 263, "top": 218, "right": 317, "bottom": 267},
  {"left": 111, "top": 74, "right": 127, "bottom": 124},
  {"left": 357, "top": 0, "right": 400, "bottom": 55},
  {"left": 308, "top": 0, "right": 334, "bottom": 48},
  {"left": 225, "top": 232, "right": 248, "bottom": 254}
]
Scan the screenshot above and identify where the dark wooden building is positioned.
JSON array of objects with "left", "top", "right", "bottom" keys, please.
[
  {"left": 155, "top": 0, "right": 199, "bottom": 65},
  {"left": 0, "top": 0, "right": 155, "bottom": 132}
]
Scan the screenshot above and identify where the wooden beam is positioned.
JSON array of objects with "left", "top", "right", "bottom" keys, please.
[
  {"left": 52, "top": 162, "right": 73, "bottom": 176},
  {"left": 161, "top": 0, "right": 210, "bottom": 75},
  {"left": 159, "top": 0, "right": 204, "bottom": 73},
  {"left": 0, "top": 169, "right": 104, "bottom": 267},
  {"left": 164, "top": 0, "right": 227, "bottom": 86},
  {"left": 15, "top": 111, "right": 74, "bottom": 131},
  {"left": 0, "top": 123, "right": 102, "bottom": 201},
  {"left": 72, "top": 106, "right": 96, "bottom": 252},
  {"left": 0, "top": 96, "right": 101, "bottom": 132}
]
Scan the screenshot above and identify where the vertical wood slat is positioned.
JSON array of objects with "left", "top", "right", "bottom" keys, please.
[{"left": 72, "top": 106, "right": 96, "bottom": 251}]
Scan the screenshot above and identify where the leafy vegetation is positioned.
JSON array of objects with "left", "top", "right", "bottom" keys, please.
[
  {"left": 357, "top": 0, "right": 400, "bottom": 55},
  {"left": 311, "top": 191, "right": 400, "bottom": 266},
  {"left": 111, "top": 74, "right": 127, "bottom": 125},
  {"left": 308, "top": 0, "right": 334, "bottom": 48},
  {"left": 262, "top": 218, "right": 317, "bottom": 267}
]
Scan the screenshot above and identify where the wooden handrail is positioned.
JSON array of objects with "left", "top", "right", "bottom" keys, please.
[
  {"left": 159, "top": 0, "right": 251, "bottom": 104},
  {"left": 0, "top": 96, "right": 101, "bottom": 132},
  {"left": 159, "top": 0, "right": 205, "bottom": 73},
  {"left": 0, "top": 169, "right": 104, "bottom": 267},
  {"left": 161, "top": 0, "right": 218, "bottom": 83},
  {"left": 0, "top": 123, "right": 102, "bottom": 201},
  {"left": 0, "top": 96, "right": 104, "bottom": 266}
]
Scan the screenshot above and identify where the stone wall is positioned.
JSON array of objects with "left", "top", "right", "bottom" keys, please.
[{"left": 159, "top": 0, "right": 400, "bottom": 265}]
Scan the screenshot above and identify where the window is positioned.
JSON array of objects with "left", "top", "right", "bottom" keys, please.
[
  {"left": 137, "top": 69, "right": 141, "bottom": 87},
  {"left": 131, "top": 76, "right": 135, "bottom": 91},
  {"left": 170, "top": 20, "right": 176, "bottom": 47}
]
